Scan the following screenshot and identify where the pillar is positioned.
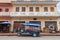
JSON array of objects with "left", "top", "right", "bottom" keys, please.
[
  {"left": 10, "top": 21, "right": 14, "bottom": 32},
  {"left": 41, "top": 20, "right": 45, "bottom": 31},
  {"left": 57, "top": 20, "right": 60, "bottom": 31}
]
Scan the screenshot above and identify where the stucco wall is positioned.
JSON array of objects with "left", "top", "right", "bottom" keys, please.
[
  {"left": 0, "top": 3, "right": 12, "bottom": 12},
  {"left": 11, "top": 17, "right": 59, "bottom": 31},
  {"left": 0, "top": 0, "right": 14, "bottom": 3},
  {"left": 12, "top": 4, "right": 57, "bottom": 12}
]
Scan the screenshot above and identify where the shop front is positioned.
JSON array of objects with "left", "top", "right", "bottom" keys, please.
[
  {"left": 13, "top": 21, "right": 25, "bottom": 32},
  {"left": 12, "top": 17, "right": 59, "bottom": 33},
  {"left": 13, "top": 21, "right": 41, "bottom": 33},
  {"left": 43, "top": 21, "right": 57, "bottom": 33},
  {"left": 0, "top": 16, "right": 11, "bottom": 33},
  {"left": 0, "top": 21, "right": 10, "bottom": 33}
]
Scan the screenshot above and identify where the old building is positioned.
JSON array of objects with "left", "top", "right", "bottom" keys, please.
[{"left": 0, "top": 0, "right": 60, "bottom": 33}]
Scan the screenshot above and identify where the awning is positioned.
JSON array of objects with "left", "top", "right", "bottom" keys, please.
[
  {"left": 0, "top": 22, "right": 10, "bottom": 24},
  {"left": 23, "top": 22, "right": 40, "bottom": 27}
]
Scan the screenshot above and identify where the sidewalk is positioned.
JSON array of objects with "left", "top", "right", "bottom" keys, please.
[
  {"left": 40, "top": 33, "right": 60, "bottom": 36},
  {"left": 0, "top": 33, "right": 17, "bottom": 36},
  {"left": 0, "top": 33, "right": 60, "bottom": 36}
]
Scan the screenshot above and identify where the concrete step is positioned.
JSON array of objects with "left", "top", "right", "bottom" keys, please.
[
  {"left": 0, "top": 33, "right": 60, "bottom": 36},
  {"left": 41, "top": 33, "right": 60, "bottom": 36}
]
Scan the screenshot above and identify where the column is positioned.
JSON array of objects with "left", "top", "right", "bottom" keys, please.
[
  {"left": 48, "top": 7, "right": 50, "bottom": 12},
  {"left": 10, "top": 21, "right": 14, "bottom": 32},
  {"left": 57, "top": 20, "right": 60, "bottom": 31},
  {"left": 41, "top": 20, "right": 45, "bottom": 31}
]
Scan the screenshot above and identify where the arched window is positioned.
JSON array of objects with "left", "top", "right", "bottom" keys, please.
[
  {"left": 44, "top": 7, "right": 48, "bottom": 12},
  {"left": 5, "top": 8, "right": 9, "bottom": 12},
  {"left": 16, "top": 7, "right": 19, "bottom": 12},
  {"left": 0, "top": 9, "right": 2, "bottom": 12},
  {"left": 50, "top": 7, "right": 54, "bottom": 12},
  {"left": 35, "top": 7, "right": 39, "bottom": 12},
  {"left": 29, "top": 7, "right": 33, "bottom": 12},
  {"left": 22, "top": 7, "right": 26, "bottom": 12}
]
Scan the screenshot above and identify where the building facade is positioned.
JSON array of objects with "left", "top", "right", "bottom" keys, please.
[{"left": 0, "top": 0, "right": 60, "bottom": 33}]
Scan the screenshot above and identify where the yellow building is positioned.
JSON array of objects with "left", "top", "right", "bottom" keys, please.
[
  {"left": 0, "top": 0, "right": 60, "bottom": 33},
  {"left": 10, "top": 0, "right": 60, "bottom": 33}
]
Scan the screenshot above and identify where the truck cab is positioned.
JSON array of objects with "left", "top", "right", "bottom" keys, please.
[{"left": 17, "top": 22, "right": 41, "bottom": 37}]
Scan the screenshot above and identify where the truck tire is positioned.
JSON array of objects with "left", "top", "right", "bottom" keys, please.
[
  {"left": 17, "top": 33, "right": 21, "bottom": 37},
  {"left": 33, "top": 33, "right": 37, "bottom": 37},
  {"left": 37, "top": 34, "right": 40, "bottom": 37}
]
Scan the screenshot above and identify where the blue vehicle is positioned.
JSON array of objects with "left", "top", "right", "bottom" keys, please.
[{"left": 17, "top": 22, "right": 41, "bottom": 37}]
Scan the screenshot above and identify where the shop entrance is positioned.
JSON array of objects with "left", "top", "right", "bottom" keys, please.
[
  {"left": 13, "top": 21, "right": 25, "bottom": 32},
  {"left": 0, "top": 21, "right": 10, "bottom": 33},
  {"left": 45, "top": 21, "right": 57, "bottom": 33},
  {"left": 29, "top": 21, "right": 41, "bottom": 31},
  {"left": 13, "top": 21, "right": 41, "bottom": 32}
]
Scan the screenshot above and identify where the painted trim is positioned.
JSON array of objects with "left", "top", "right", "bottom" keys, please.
[
  {"left": 12, "top": 20, "right": 41, "bottom": 25},
  {"left": 44, "top": 20, "right": 57, "bottom": 21},
  {"left": 0, "top": 20, "right": 10, "bottom": 22}
]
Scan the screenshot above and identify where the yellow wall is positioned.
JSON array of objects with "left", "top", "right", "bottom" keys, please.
[
  {"left": 11, "top": 16, "right": 58, "bottom": 20},
  {"left": 25, "top": 0, "right": 43, "bottom": 1},
  {"left": 11, "top": 17, "right": 59, "bottom": 31},
  {"left": 0, "top": 0, "right": 45, "bottom": 3},
  {"left": 0, "top": 0, "right": 15, "bottom": 3},
  {"left": 12, "top": 4, "right": 57, "bottom": 12}
]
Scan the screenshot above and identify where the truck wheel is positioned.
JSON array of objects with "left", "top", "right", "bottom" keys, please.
[
  {"left": 37, "top": 34, "right": 40, "bottom": 37},
  {"left": 33, "top": 34, "right": 37, "bottom": 37},
  {"left": 18, "top": 33, "right": 21, "bottom": 37}
]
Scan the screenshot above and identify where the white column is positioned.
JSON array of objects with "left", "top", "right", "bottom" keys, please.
[
  {"left": 10, "top": 21, "right": 14, "bottom": 32},
  {"left": 48, "top": 7, "right": 50, "bottom": 12},
  {"left": 57, "top": 20, "right": 60, "bottom": 31},
  {"left": 41, "top": 21, "right": 45, "bottom": 31}
]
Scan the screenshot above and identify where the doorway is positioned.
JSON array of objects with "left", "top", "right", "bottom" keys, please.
[
  {"left": 45, "top": 21, "right": 57, "bottom": 33},
  {"left": 13, "top": 21, "right": 25, "bottom": 32},
  {"left": 0, "top": 21, "right": 10, "bottom": 33},
  {"left": 29, "top": 21, "right": 41, "bottom": 31}
]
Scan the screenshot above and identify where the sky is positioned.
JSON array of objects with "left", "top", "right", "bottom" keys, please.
[
  {"left": 57, "top": 2, "right": 60, "bottom": 11},
  {"left": 55, "top": 0, "right": 60, "bottom": 11}
]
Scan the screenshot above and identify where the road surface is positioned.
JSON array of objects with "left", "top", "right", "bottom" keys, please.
[{"left": 0, "top": 36, "right": 60, "bottom": 40}]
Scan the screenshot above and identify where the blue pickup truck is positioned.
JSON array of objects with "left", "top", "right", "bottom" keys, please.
[{"left": 17, "top": 22, "right": 41, "bottom": 37}]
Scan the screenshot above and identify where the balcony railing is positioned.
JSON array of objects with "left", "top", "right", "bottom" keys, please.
[
  {"left": 10, "top": 12, "right": 60, "bottom": 17},
  {"left": 12, "top": 1, "right": 58, "bottom": 5},
  {"left": 0, "top": 12, "right": 60, "bottom": 17},
  {"left": 0, "top": 12, "right": 10, "bottom": 16}
]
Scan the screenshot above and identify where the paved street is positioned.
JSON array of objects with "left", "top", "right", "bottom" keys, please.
[{"left": 0, "top": 36, "right": 60, "bottom": 40}]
